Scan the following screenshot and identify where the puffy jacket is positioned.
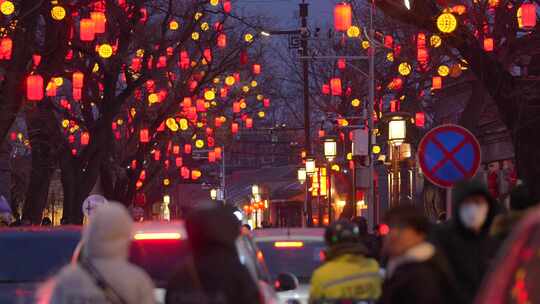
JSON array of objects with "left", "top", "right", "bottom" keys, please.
[
  {"left": 430, "top": 180, "right": 500, "bottom": 303},
  {"left": 46, "top": 203, "right": 155, "bottom": 304},
  {"left": 165, "top": 206, "right": 261, "bottom": 304},
  {"left": 309, "top": 244, "right": 382, "bottom": 303}
]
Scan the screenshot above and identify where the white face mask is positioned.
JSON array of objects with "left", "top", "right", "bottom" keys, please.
[{"left": 459, "top": 202, "right": 489, "bottom": 231}]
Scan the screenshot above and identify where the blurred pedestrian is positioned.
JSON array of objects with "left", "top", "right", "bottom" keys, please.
[
  {"left": 352, "top": 216, "right": 381, "bottom": 260},
  {"left": 309, "top": 220, "right": 381, "bottom": 303},
  {"left": 430, "top": 180, "right": 499, "bottom": 303},
  {"left": 379, "top": 205, "right": 464, "bottom": 304},
  {"left": 241, "top": 223, "right": 252, "bottom": 236},
  {"left": 166, "top": 206, "right": 261, "bottom": 304},
  {"left": 48, "top": 203, "right": 155, "bottom": 304},
  {"left": 41, "top": 217, "right": 52, "bottom": 226},
  {"left": 491, "top": 183, "right": 537, "bottom": 242}
]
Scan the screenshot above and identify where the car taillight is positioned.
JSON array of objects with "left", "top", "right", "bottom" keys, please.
[
  {"left": 133, "top": 232, "right": 182, "bottom": 240},
  {"left": 274, "top": 241, "right": 304, "bottom": 248}
]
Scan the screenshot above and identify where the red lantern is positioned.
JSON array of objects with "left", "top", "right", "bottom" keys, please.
[
  {"left": 26, "top": 75, "right": 44, "bottom": 101},
  {"left": 154, "top": 150, "right": 161, "bottom": 161},
  {"left": 181, "top": 167, "right": 190, "bottom": 179},
  {"left": 322, "top": 84, "right": 330, "bottom": 95},
  {"left": 417, "top": 33, "right": 426, "bottom": 49},
  {"left": 263, "top": 98, "right": 270, "bottom": 108},
  {"left": 81, "top": 132, "right": 90, "bottom": 145},
  {"left": 334, "top": 3, "right": 352, "bottom": 32},
  {"left": 91, "top": 12, "right": 106, "bottom": 34},
  {"left": 173, "top": 145, "right": 180, "bottom": 154},
  {"left": 217, "top": 33, "right": 227, "bottom": 48},
  {"left": 432, "top": 76, "right": 442, "bottom": 90},
  {"left": 175, "top": 157, "right": 183, "bottom": 167},
  {"left": 318, "top": 130, "right": 325, "bottom": 138},
  {"left": 215, "top": 117, "right": 223, "bottom": 128},
  {"left": 204, "top": 48, "right": 212, "bottom": 62},
  {"left": 233, "top": 102, "right": 241, "bottom": 113},
  {"left": 208, "top": 151, "right": 216, "bottom": 163},
  {"left": 223, "top": 0, "right": 232, "bottom": 12},
  {"left": 73, "top": 88, "right": 82, "bottom": 101},
  {"left": 240, "top": 50, "right": 248, "bottom": 65},
  {"left": 337, "top": 58, "right": 346, "bottom": 70},
  {"left": 80, "top": 18, "right": 96, "bottom": 41},
  {"left": 72, "top": 72, "right": 84, "bottom": 89},
  {"left": 139, "top": 128, "right": 149, "bottom": 143},
  {"left": 231, "top": 122, "right": 239, "bottom": 134},
  {"left": 246, "top": 118, "right": 253, "bottom": 129},
  {"left": 483, "top": 38, "right": 494, "bottom": 52},
  {"left": 330, "top": 78, "right": 342, "bottom": 96},
  {"left": 415, "top": 112, "right": 425, "bottom": 127},
  {"left": 518, "top": 3, "right": 536, "bottom": 29},
  {"left": 184, "top": 144, "right": 192, "bottom": 154},
  {"left": 46, "top": 81, "right": 57, "bottom": 97},
  {"left": 384, "top": 35, "right": 393, "bottom": 49},
  {"left": 253, "top": 64, "right": 261, "bottom": 75},
  {"left": 0, "top": 38, "right": 12, "bottom": 60},
  {"left": 215, "top": 147, "right": 222, "bottom": 159},
  {"left": 179, "top": 51, "right": 190, "bottom": 69},
  {"left": 417, "top": 48, "right": 429, "bottom": 64},
  {"left": 390, "top": 100, "right": 398, "bottom": 112}
]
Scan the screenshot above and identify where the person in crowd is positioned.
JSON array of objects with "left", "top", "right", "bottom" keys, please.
[
  {"left": 241, "top": 223, "right": 252, "bottom": 235},
  {"left": 166, "top": 206, "right": 261, "bottom": 304},
  {"left": 309, "top": 220, "right": 381, "bottom": 303},
  {"left": 352, "top": 216, "right": 381, "bottom": 260},
  {"left": 379, "top": 205, "right": 464, "bottom": 304},
  {"left": 48, "top": 203, "right": 155, "bottom": 304},
  {"left": 431, "top": 179, "right": 499, "bottom": 303},
  {"left": 491, "top": 183, "right": 537, "bottom": 242},
  {"left": 41, "top": 217, "right": 52, "bottom": 226}
]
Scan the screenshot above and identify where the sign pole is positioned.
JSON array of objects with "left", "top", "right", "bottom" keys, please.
[{"left": 446, "top": 187, "right": 452, "bottom": 219}]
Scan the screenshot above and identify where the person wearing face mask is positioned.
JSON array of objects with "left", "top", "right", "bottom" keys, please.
[{"left": 430, "top": 179, "right": 500, "bottom": 303}]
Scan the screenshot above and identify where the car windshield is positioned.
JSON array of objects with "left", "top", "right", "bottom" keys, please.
[
  {"left": 257, "top": 240, "right": 325, "bottom": 284},
  {"left": 129, "top": 239, "right": 190, "bottom": 288},
  {"left": 0, "top": 232, "right": 80, "bottom": 283}
]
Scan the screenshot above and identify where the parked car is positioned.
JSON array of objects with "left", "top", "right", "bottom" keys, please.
[
  {"left": 475, "top": 206, "right": 540, "bottom": 304},
  {"left": 0, "top": 226, "right": 82, "bottom": 304},
  {"left": 254, "top": 228, "right": 326, "bottom": 304}
]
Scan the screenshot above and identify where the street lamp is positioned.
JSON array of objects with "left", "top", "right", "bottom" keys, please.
[
  {"left": 297, "top": 167, "right": 307, "bottom": 184},
  {"left": 324, "top": 138, "right": 337, "bottom": 162},
  {"left": 305, "top": 157, "right": 316, "bottom": 175},
  {"left": 210, "top": 188, "right": 218, "bottom": 200},
  {"left": 252, "top": 184, "right": 260, "bottom": 196},
  {"left": 388, "top": 116, "right": 407, "bottom": 146}
]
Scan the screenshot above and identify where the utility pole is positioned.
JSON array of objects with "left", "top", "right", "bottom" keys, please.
[
  {"left": 299, "top": 0, "right": 313, "bottom": 227},
  {"left": 367, "top": 0, "right": 377, "bottom": 226}
]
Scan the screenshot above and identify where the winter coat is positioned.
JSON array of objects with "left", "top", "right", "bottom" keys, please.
[
  {"left": 309, "top": 243, "right": 382, "bottom": 303},
  {"left": 430, "top": 180, "right": 500, "bottom": 303},
  {"left": 48, "top": 203, "right": 155, "bottom": 304},
  {"left": 165, "top": 206, "right": 261, "bottom": 304},
  {"left": 379, "top": 242, "right": 465, "bottom": 304}
]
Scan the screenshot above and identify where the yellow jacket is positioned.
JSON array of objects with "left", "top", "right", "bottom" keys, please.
[{"left": 309, "top": 253, "right": 382, "bottom": 303}]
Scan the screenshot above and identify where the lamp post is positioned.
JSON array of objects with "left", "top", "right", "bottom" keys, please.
[
  {"left": 297, "top": 167, "right": 307, "bottom": 184},
  {"left": 324, "top": 137, "right": 337, "bottom": 223},
  {"left": 385, "top": 114, "right": 408, "bottom": 207}
]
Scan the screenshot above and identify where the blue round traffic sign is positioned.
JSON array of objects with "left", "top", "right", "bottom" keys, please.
[{"left": 418, "top": 124, "right": 481, "bottom": 188}]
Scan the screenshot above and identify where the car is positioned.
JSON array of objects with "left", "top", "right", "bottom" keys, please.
[
  {"left": 475, "top": 206, "right": 540, "bottom": 304},
  {"left": 73, "top": 221, "right": 279, "bottom": 304},
  {"left": 0, "top": 226, "right": 82, "bottom": 304},
  {"left": 253, "top": 228, "right": 326, "bottom": 304}
]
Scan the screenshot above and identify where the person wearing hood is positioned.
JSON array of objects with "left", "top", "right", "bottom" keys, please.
[
  {"left": 379, "top": 205, "right": 465, "bottom": 304},
  {"left": 165, "top": 205, "right": 261, "bottom": 304},
  {"left": 48, "top": 202, "right": 155, "bottom": 304},
  {"left": 309, "top": 220, "right": 381, "bottom": 303},
  {"left": 430, "top": 179, "right": 500, "bottom": 303}
]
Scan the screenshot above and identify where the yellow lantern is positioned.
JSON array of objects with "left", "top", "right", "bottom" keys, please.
[
  {"left": 1, "top": 1, "right": 15, "bottom": 16},
  {"left": 436, "top": 12, "right": 458, "bottom": 33},
  {"left": 148, "top": 93, "right": 159, "bottom": 104},
  {"left": 250, "top": 80, "right": 258, "bottom": 87},
  {"left": 92, "top": 63, "right": 100, "bottom": 73},
  {"left": 347, "top": 26, "right": 361, "bottom": 38},
  {"left": 136, "top": 49, "right": 145, "bottom": 57},
  {"left": 194, "top": 12, "right": 203, "bottom": 20},
  {"left": 166, "top": 118, "right": 179, "bottom": 131},
  {"left": 53, "top": 77, "right": 64, "bottom": 87},
  {"left": 200, "top": 22, "right": 209, "bottom": 31},
  {"left": 210, "top": 0, "right": 219, "bottom": 6},
  {"left": 191, "top": 32, "right": 200, "bottom": 41},
  {"left": 361, "top": 40, "right": 370, "bottom": 49},
  {"left": 117, "top": 119, "right": 124, "bottom": 125},
  {"left": 351, "top": 98, "right": 361, "bottom": 107},
  {"left": 438, "top": 65, "right": 450, "bottom": 77},
  {"left": 256, "top": 94, "right": 264, "bottom": 101},
  {"left": 163, "top": 178, "right": 170, "bottom": 186},
  {"left": 244, "top": 33, "right": 254, "bottom": 43},
  {"left": 62, "top": 119, "right": 69, "bottom": 128},
  {"left": 240, "top": 100, "right": 247, "bottom": 109},
  {"left": 204, "top": 90, "right": 215, "bottom": 101},
  {"left": 130, "top": 108, "right": 137, "bottom": 117},
  {"left": 242, "top": 86, "right": 250, "bottom": 93},
  {"left": 98, "top": 44, "right": 113, "bottom": 58},
  {"left": 225, "top": 76, "right": 235, "bottom": 86},
  {"left": 258, "top": 111, "right": 265, "bottom": 118},
  {"left": 386, "top": 52, "right": 394, "bottom": 62},
  {"left": 179, "top": 118, "right": 189, "bottom": 131},
  {"left": 195, "top": 139, "right": 205, "bottom": 149},
  {"left": 398, "top": 62, "right": 412, "bottom": 76},
  {"left": 430, "top": 35, "right": 442, "bottom": 48},
  {"left": 372, "top": 145, "right": 381, "bottom": 154},
  {"left": 331, "top": 164, "right": 341, "bottom": 172},
  {"left": 213, "top": 78, "right": 220, "bottom": 84},
  {"left": 169, "top": 20, "right": 179, "bottom": 30},
  {"left": 51, "top": 6, "right": 66, "bottom": 21}
]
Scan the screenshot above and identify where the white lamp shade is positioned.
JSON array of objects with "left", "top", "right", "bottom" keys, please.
[
  {"left": 306, "top": 159, "right": 316, "bottom": 174},
  {"left": 389, "top": 119, "right": 406, "bottom": 145}
]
